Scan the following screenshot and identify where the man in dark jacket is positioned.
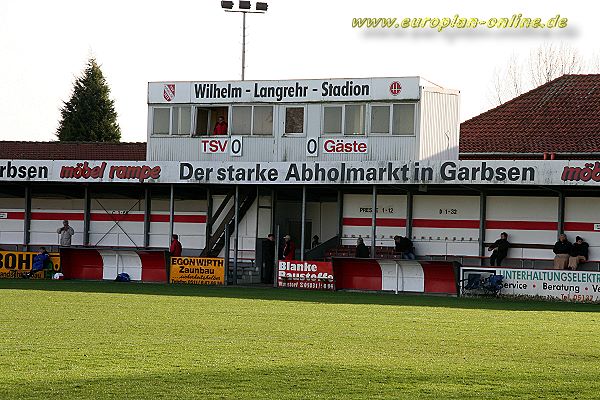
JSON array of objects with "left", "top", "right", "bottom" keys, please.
[
  {"left": 394, "top": 235, "right": 416, "bottom": 260},
  {"left": 568, "top": 236, "right": 589, "bottom": 270},
  {"left": 489, "top": 232, "right": 510, "bottom": 266},
  {"left": 553, "top": 234, "right": 572, "bottom": 269},
  {"left": 355, "top": 237, "right": 370, "bottom": 258},
  {"left": 263, "top": 234, "right": 275, "bottom": 283}
]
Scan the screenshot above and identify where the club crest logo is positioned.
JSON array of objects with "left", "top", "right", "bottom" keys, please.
[
  {"left": 389, "top": 81, "right": 402, "bottom": 96},
  {"left": 163, "top": 84, "right": 175, "bottom": 102}
]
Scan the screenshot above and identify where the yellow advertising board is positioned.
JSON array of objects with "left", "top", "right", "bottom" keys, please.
[
  {"left": 0, "top": 251, "right": 61, "bottom": 279},
  {"left": 169, "top": 257, "right": 225, "bottom": 285}
]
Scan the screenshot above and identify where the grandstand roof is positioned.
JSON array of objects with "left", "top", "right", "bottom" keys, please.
[
  {"left": 460, "top": 74, "right": 600, "bottom": 158},
  {"left": 0, "top": 141, "right": 146, "bottom": 161}
]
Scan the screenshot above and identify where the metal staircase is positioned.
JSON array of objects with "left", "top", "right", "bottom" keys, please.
[{"left": 201, "top": 188, "right": 257, "bottom": 257}]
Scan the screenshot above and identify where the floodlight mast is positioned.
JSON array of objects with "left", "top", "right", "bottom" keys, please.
[{"left": 221, "top": 1, "right": 268, "bottom": 81}]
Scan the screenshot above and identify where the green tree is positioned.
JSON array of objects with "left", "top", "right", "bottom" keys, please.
[{"left": 57, "top": 58, "right": 121, "bottom": 142}]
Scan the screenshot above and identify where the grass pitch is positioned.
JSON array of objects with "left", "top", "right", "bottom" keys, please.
[{"left": 1, "top": 280, "right": 599, "bottom": 399}]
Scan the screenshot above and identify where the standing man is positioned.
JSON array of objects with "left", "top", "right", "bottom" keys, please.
[
  {"left": 57, "top": 220, "right": 75, "bottom": 247},
  {"left": 263, "top": 233, "right": 275, "bottom": 284},
  {"left": 489, "top": 232, "right": 510, "bottom": 266},
  {"left": 213, "top": 116, "right": 228, "bottom": 135},
  {"left": 170, "top": 234, "right": 182, "bottom": 257}
]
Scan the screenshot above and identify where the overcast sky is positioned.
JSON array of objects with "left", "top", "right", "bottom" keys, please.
[{"left": 0, "top": 0, "right": 597, "bottom": 142}]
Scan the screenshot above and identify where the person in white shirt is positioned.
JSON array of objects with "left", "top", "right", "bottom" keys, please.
[{"left": 57, "top": 220, "right": 75, "bottom": 246}]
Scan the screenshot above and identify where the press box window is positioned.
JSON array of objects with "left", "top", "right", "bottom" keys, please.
[
  {"left": 285, "top": 107, "right": 304, "bottom": 134},
  {"left": 392, "top": 104, "right": 415, "bottom": 135},
  {"left": 232, "top": 105, "right": 273, "bottom": 135},
  {"left": 344, "top": 105, "right": 365, "bottom": 135},
  {"left": 253, "top": 106, "right": 273, "bottom": 135},
  {"left": 152, "top": 108, "right": 170, "bottom": 135},
  {"left": 323, "top": 106, "right": 342, "bottom": 134},
  {"left": 370, "top": 105, "right": 390, "bottom": 134},
  {"left": 195, "top": 106, "right": 229, "bottom": 136},
  {"left": 172, "top": 106, "right": 192, "bottom": 135},
  {"left": 323, "top": 105, "right": 365, "bottom": 135}
]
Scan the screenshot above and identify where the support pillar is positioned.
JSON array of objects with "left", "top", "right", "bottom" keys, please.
[
  {"left": 300, "top": 185, "right": 306, "bottom": 261},
  {"left": 478, "top": 192, "right": 487, "bottom": 259},
  {"left": 233, "top": 185, "right": 239, "bottom": 284},
  {"left": 84, "top": 186, "right": 91, "bottom": 246},
  {"left": 23, "top": 185, "right": 31, "bottom": 251},
  {"left": 371, "top": 185, "right": 377, "bottom": 258},
  {"left": 168, "top": 184, "right": 175, "bottom": 244},
  {"left": 143, "top": 187, "right": 151, "bottom": 248}
]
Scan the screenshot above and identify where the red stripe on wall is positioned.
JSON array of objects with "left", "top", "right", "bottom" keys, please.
[
  {"left": 486, "top": 220, "right": 557, "bottom": 231},
  {"left": 343, "top": 217, "right": 406, "bottom": 227},
  {"left": 564, "top": 222, "right": 600, "bottom": 232},
  {"left": 412, "top": 219, "right": 480, "bottom": 229},
  {"left": 30, "top": 212, "right": 84, "bottom": 221},
  {"left": 150, "top": 214, "right": 207, "bottom": 223},
  {"left": 2, "top": 211, "right": 25, "bottom": 220},
  {"left": 25, "top": 211, "right": 205, "bottom": 223},
  {"left": 91, "top": 213, "right": 144, "bottom": 222}
]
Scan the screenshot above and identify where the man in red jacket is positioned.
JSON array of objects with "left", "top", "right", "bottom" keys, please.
[
  {"left": 282, "top": 235, "right": 296, "bottom": 260},
  {"left": 213, "top": 116, "right": 228, "bottom": 135},
  {"left": 170, "top": 234, "right": 182, "bottom": 257}
]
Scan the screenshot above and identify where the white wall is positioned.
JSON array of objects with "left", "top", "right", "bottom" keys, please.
[
  {"left": 342, "top": 194, "right": 407, "bottom": 246},
  {"left": 0, "top": 197, "right": 24, "bottom": 245},
  {"left": 30, "top": 198, "right": 84, "bottom": 246},
  {"left": 486, "top": 196, "right": 558, "bottom": 259},
  {"left": 412, "top": 195, "right": 479, "bottom": 256},
  {"left": 565, "top": 197, "right": 600, "bottom": 261}
]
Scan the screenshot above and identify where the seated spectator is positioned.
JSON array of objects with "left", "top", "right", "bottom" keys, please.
[
  {"left": 311, "top": 235, "right": 320, "bottom": 248},
  {"left": 488, "top": 232, "right": 510, "bottom": 266},
  {"left": 553, "top": 234, "right": 572, "bottom": 270},
  {"left": 355, "top": 237, "right": 370, "bottom": 258},
  {"left": 213, "top": 116, "right": 228, "bottom": 135},
  {"left": 23, "top": 247, "right": 50, "bottom": 279},
  {"left": 568, "top": 236, "right": 589, "bottom": 270},
  {"left": 394, "top": 235, "right": 416, "bottom": 260}
]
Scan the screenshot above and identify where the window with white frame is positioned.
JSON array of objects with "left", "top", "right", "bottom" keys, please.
[
  {"left": 370, "top": 105, "right": 391, "bottom": 134},
  {"left": 285, "top": 106, "right": 304, "bottom": 135},
  {"left": 392, "top": 104, "right": 415, "bottom": 135},
  {"left": 172, "top": 106, "right": 192, "bottom": 135},
  {"left": 253, "top": 106, "right": 274, "bottom": 135},
  {"left": 152, "top": 108, "right": 170, "bottom": 135},
  {"left": 231, "top": 105, "right": 273, "bottom": 136},
  {"left": 194, "top": 106, "right": 229, "bottom": 136},
  {"left": 369, "top": 103, "right": 416, "bottom": 135},
  {"left": 323, "top": 104, "right": 365, "bottom": 136}
]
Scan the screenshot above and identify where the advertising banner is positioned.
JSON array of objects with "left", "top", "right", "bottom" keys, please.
[
  {"left": 462, "top": 267, "right": 600, "bottom": 302},
  {"left": 0, "top": 251, "right": 61, "bottom": 279},
  {"left": 2, "top": 159, "right": 600, "bottom": 187},
  {"left": 169, "top": 257, "right": 225, "bottom": 285},
  {"left": 277, "top": 260, "right": 335, "bottom": 290},
  {"left": 148, "top": 78, "right": 421, "bottom": 104}
]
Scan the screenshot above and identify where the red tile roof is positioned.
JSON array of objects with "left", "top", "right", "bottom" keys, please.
[
  {"left": 460, "top": 74, "right": 600, "bottom": 156},
  {"left": 0, "top": 141, "right": 146, "bottom": 161}
]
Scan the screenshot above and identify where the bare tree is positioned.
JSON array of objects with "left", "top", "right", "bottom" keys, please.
[
  {"left": 488, "top": 53, "right": 525, "bottom": 105},
  {"left": 489, "top": 43, "right": 593, "bottom": 106},
  {"left": 529, "top": 43, "right": 583, "bottom": 87}
]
